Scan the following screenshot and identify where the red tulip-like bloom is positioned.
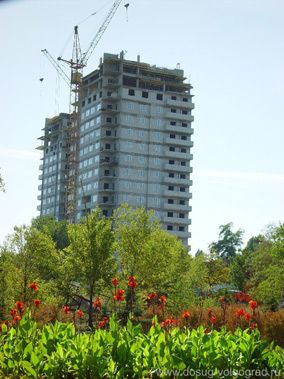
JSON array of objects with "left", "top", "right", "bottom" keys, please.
[
  {"left": 182, "top": 312, "right": 190, "bottom": 320},
  {"left": 161, "top": 321, "right": 166, "bottom": 328},
  {"left": 93, "top": 297, "right": 102, "bottom": 307},
  {"left": 102, "top": 316, "right": 108, "bottom": 324},
  {"left": 235, "top": 308, "right": 245, "bottom": 317},
  {"left": 251, "top": 323, "right": 257, "bottom": 330},
  {"left": 15, "top": 301, "right": 24, "bottom": 313},
  {"left": 13, "top": 316, "right": 21, "bottom": 324},
  {"left": 111, "top": 278, "right": 119, "bottom": 286},
  {"left": 165, "top": 318, "right": 175, "bottom": 324},
  {"left": 10, "top": 309, "right": 17, "bottom": 317},
  {"left": 249, "top": 300, "right": 258, "bottom": 310},
  {"left": 114, "top": 289, "right": 124, "bottom": 302},
  {"left": 234, "top": 292, "right": 250, "bottom": 303},
  {"left": 4, "top": 320, "right": 8, "bottom": 325},
  {"left": 204, "top": 330, "right": 209, "bottom": 334},
  {"left": 128, "top": 279, "right": 138, "bottom": 290},
  {"left": 64, "top": 306, "right": 70, "bottom": 314},
  {"left": 245, "top": 313, "right": 252, "bottom": 321},
  {"left": 211, "top": 316, "right": 217, "bottom": 324},
  {"left": 159, "top": 296, "right": 166, "bottom": 303},
  {"left": 34, "top": 299, "right": 40, "bottom": 307},
  {"left": 148, "top": 292, "right": 157, "bottom": 301},
  {"left": 159, "top": 302, "right": 166, "bottom": 310},
  {"left": 77, "top": 310, "right": 83, "bottom": 320},
  {"left": 128, "top": 276, "right": 135, "bottom": 282},
  {"left": 220, "top": 297, "right": 224, "bottom": 302},
  {"left": 208, "top": 308, "right": 213, "bottom": 317},
  {"left": 29, "top": 282, "right": 39, "bottom": 291}
]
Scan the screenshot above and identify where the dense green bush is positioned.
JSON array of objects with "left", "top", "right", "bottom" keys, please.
[{"left": 0, "top": 314, "right": 283, "bottom": 378}]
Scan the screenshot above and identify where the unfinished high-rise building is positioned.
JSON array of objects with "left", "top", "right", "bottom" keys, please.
[{"left": 37, "top": 52, "right": 194, "bottom": 245}]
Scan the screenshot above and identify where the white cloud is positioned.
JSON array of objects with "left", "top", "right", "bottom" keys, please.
[{"left": 0, "top": 148, "right": 41, "bottom": 160}]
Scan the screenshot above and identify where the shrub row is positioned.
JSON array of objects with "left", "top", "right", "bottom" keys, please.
[{"left": 0, "top": 314, "right": 283, "bottom": 378}]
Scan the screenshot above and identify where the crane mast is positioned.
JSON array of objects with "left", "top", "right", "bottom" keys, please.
[
  {"left": 58, "top": 26, "right": 84, "bottom": 222},
  {"left": 43, "top": 0, "right": 125, "bottom": 222}
]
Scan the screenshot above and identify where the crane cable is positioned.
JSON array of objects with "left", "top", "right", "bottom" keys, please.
[
  {"left": 77, "top": 0, "right": 114, "bottom": 26},
  {"left": 59, "top": 0, "right": 114, "bottom": 58}
]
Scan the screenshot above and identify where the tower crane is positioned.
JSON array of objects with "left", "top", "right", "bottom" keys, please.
[{"left": 42, "top": 0, "right": 127, "bottom": 222}]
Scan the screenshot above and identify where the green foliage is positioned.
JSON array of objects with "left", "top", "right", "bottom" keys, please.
[
  {"left": 113, "top": 205, "right": 192, "bottom": 313},
  {"left": 188, "top": 252, "right": 230, "bottom": 296},
  {"left": 210, "top": 223, "right": 244, "bottom": 265},
  {"left": 0, "top": 225, "right": 58, "bottom": 308},
  {"left": 0, "top": 169, "right": 5, "bottom": 193},
  {"left": 32, "top": 215, "right": 69, "bottom": 250},
  {"left": 0, "top": 316, "right": 283, "bottom": 378},
  {"left": 66, "top": 208, "right": 116, "bottom": 327}
]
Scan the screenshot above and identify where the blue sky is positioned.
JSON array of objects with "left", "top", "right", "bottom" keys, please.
[{"left": 0, "top": 0, "right": 283, "bottom": 253}]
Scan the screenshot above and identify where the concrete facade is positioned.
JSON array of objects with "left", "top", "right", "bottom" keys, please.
[{"left": 37, "top": 52, "right": 194, "bottom": 245}]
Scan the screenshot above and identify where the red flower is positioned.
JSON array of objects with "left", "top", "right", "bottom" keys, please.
[
  {"left": 251, "top": 323, "right": 257, "bottom": 330},
  {"left": 220, "top": 297, "right": 224, "bottom": 302},
  {"left": 204, "top": 329, "right": 209, "bottom": 334},
  {"left": 29, "top": 282, "right": 39, "bottom": 291},
  {"left": 234, "top": 292, "right": 250, "bottom": 303},
  {"left": 159, "top": 302, "right": 166, "bottom": 310},
  {"left": 10, "top": 309, "right": 17, "bottom": 317},
  {"left": 93, "top": 297, "right": 102, "bottom": 307},
  {"left": 102, "top": 316, "right": 108, "bottom": 324},
  {"left": 114, "top": 289, "right": 124, "bottom": 302},
  {"left": 161, "top": 321, "right": 166, "bottom": 328},
  {"left": 159, "top": 296, "right": 166, "bottom": 303},
  {"left": 98, "top": 319, "right": 108, "bottom": 328},
  {"left": 4, "top": 320, "right": 8, "bottom": 325},
  {"left": 208, "top": 309, "right": 213, "bottom": 317},
  {"left": 111, "top": 278, "right": 119, "bottom": 286},
  {"left": 165, "top": 318, "right": 175, "bottom": 324},
  {"left": 128, "top": 276, "right": 135, "bottom": 282},
  {"left": 235, "top": 308, "right": 245, "bottom": 317},
  {"left": 182, "top": 312, "right": 190, "bottom": 320},
  {"left": 13, "top": 316, "right": 21, "bottom": 324},
  {"left": 64, "top": 306, "right": 70, "bottom": 314},
  {"left": 148, "top": 293, "right": 157, "bottom": 301},
  {"left": 249, "top": 300, "right": 258, "bottom": 310},
  {"left": 128, "top": 279, "right": 138, "bottom": 290},
  {"left": 245, "top": 313, "right": 252, "bottom": 322},
  {"left": 15, "top": 301, "right": 24, "bottom": 313},
  {"left": 77, "top": 310, "right": 83, "bottom": 320},
  {"left": 152, "top": 321, "right": 156, "bottom": 327},
  {"left": 34, "top": 299, "right": 40, "bottom": 307},
  {"left": 0, "top": 325, "right": 2, "bottom": 332},
  {"left": 211, "top": 316, "right": 217, "bottom": 324}
]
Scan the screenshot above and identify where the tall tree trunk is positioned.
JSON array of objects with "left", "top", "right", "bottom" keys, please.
[{"left": 88, "top": 285, "right": 94, "bottom": 329}]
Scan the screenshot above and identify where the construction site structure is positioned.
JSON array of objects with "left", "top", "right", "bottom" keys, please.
[
  {"left": 41, "top": 0, "right": 126, "bottom": 222},
  {"left": 37, "top": 52, "right": 194, "bottom": 246}
]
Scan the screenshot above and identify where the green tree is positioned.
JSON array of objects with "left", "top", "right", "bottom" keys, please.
[
  {"left": 0, "top": 225, "right": 57, "bottom": 306},
  {"left": 189, "top": 252, "right": 230, "bottom": 296},
  {"left": 113, "top": 205, "right": 193, "bottom": 313},
  {"left": 229, "top": 235, "right": 264, "bottom": 292},
  {"left": 113, "top": 204, "right": 160, "bottom": 275},
  {"left": 66, "top": 208, "right": 115, "bottom": 328},
  {"left": 248, "top": 224, "right": 284, "bottom": 308},
  {"left": 32, "top": 215, "right": 69, "bottom": 250},
  {"left": 209, "top": 222, "right": 244, "bottom": 265}
]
